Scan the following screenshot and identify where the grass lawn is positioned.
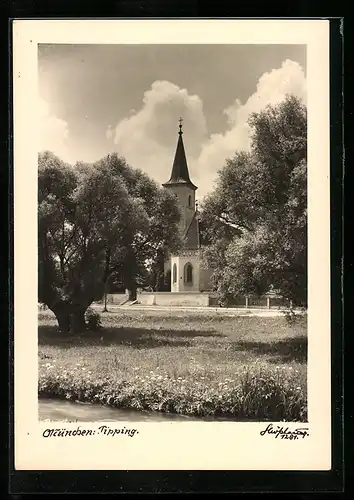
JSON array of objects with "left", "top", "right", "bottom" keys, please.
[{"left": 38, "top": 309, "right": 307, "bottom": 421}]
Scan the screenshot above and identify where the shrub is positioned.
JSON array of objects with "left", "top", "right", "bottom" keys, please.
[
  {"left": 85, "top": 308, "right": 102, "bottom": 331},
  {"left": 38, "top": 359, "right": 307, "bottom": 421},
  {"left": 282, "top": 304, "right": 307, "bottom": 326}
]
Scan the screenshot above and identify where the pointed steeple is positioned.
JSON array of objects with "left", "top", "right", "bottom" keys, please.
[{"left": 162, "top": 118, "right": 197, "bottom": 191}]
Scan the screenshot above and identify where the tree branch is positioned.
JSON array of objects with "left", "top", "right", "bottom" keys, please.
[{"left": 217, "top": 214, "right": 251, "bottom": 232}]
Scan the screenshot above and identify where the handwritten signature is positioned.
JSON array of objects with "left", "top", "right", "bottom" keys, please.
[{"left": 260, "top": 423, "right": 309, "bottom": 440}]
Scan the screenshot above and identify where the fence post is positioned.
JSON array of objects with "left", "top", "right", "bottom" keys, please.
[
  {"left": 245, "top": 296, "right": 249, "bottom": 308},
  {"left": 267, "top": 297, "right": 270, "bottom": 309}
]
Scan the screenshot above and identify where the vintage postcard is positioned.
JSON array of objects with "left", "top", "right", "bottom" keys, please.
[{"left": 13, "top": 19, "right": 331, "bottom": 470}]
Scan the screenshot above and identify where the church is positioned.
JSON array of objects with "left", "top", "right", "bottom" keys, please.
[
  {"left": 107, "top": 118, "right": 215, "bottom": 308},
  {"left": 161, "top": 119, "right": 213, "bottom": 296},
  {"left": 111, "top": 119, "right": 283, "bottom": 309}
]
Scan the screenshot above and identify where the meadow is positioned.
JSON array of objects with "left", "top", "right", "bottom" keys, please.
[{"left": 38, "top": 309, "right": 307, "bottom": 421}]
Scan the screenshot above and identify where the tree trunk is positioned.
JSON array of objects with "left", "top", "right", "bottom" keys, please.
[
  {"left": 128, "top": 286, "right": 137, "bottom": 301},
  {"left": 71, "top": 308, "right": 87, "bottom": 334},
  {"left": 103, "top": 291, "right": 108, "bottom": 312},
  {"left": 52, "top": 304, "right": 71, "bottom": 333},
  {"left": 102, "top": 281, "right": 108, "bottom": 312}
]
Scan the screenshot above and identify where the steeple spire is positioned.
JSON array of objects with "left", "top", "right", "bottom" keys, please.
[
  {"left": 162, "top": 118, "right": 197, "bottom": 191},
  {"left": 178, "top": 116, "right": 183, "bottom": 135}
]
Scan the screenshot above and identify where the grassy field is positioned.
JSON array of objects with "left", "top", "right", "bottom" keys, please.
[{"left": 38, "top": 309, "right": 308, "bottom": 421}]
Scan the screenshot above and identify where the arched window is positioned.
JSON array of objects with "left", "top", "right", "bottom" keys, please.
[
  {"left": 184, "top": 263, "right": 193, "bottom": 284},
  {"left": 172, "top": 263, "right": 177, "bottom": 283},
  {"left": 188, "top": 195, "right": 192, "bottom": 207}
]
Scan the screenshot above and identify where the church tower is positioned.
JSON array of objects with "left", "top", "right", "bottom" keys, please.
[{"left": 162, "top": 118, "right": 200, "bottom": 292}]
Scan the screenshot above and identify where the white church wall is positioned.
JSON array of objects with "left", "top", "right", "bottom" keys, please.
[
  {"left": 170, "top": 255, "right": 179, "bottom": 293},
  {"left": 170, "top": 251, "right": 200, "bottom": 292},
  {"left": 178, "top": 254, "right": 200, "bottom": 292}
]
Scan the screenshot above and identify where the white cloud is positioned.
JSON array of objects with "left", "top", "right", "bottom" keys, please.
[
  {"left": 108, "top": 80, "right": 207, "bottom": 186},
  {"left": 107, "top": 60, "right": 306, "bottom": 201},
  {"left": 106, "top": 125, "right": 113, "bottom": 140},
  {"left": 39, "top": 97, "right": 71, "bottom": 162},
  {"left": 194, "top": 59, "right": 307, "bottom": 199}
]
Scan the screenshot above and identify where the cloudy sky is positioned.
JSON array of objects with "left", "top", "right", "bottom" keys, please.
[{"left": 38, "top": 44, "right": 306, "bottom": 201}]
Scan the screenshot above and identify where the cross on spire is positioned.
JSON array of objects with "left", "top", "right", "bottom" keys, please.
[
  {"left": 162, "top": 117, "right": 198, "bottom": 191},
  {"left": 178, "top": 117, "right": 183, "bottom": 135}
]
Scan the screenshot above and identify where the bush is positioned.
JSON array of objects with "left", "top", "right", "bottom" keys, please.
[
  {"left": 282, "top": 305, "right": 307, "bottom": 325},
  {"left": 38, "top": 358, "right": 307, "bottom": 421},
  {"left": 85, "top": 308, "right": 102, "bottom": 331}
]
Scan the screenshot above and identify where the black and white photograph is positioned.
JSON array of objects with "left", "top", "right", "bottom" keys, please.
[{"left": 13, "top": 20, "right": 331, "bottom": 471}]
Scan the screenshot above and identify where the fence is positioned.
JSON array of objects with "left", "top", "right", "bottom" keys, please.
[{"left": 208, "top": 293, "right": 289, "bottom": 309}]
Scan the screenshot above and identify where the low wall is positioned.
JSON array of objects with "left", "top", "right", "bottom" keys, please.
[
  {"left": 137, "top": 292, "right": 210, "bottom": 307},
  {"left": 94, "top": 292, "right": 286, "bottom": 309}
]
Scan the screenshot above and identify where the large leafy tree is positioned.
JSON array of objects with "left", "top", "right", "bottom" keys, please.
[
  {"left": 38, "top": 152, "right": 181, "bottom": 332},
  {"left": 92, "top": 154, "right": 182, "bottom": 298},
  {"left": 200, "top": 95, "right": 307, "bottom": 306}
]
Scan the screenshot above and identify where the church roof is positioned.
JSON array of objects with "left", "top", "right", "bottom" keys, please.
[
  {"left": 183, "top": 212, "right": 200, "bottom": 250},
  {"left": 162, "top": 120, "right": 198, "bottom": 191}
]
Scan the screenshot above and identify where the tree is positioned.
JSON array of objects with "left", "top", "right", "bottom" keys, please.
[
  {"left": 200, "top": 95, "right": 307, "bottom": 306},
  {"left": 93, "top": 154, "right": 182, "bottom": 299},
  {"left": 38, "top": 152, "right": 181, "bottom": 332}
]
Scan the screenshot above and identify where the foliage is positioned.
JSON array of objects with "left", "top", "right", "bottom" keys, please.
[
  {"left": 94, "top": 154, "right": 182, "bottom": 297},
  {"left": 38, "top": 309, "right": 307, "bottom": 421},
  {"left": 200, "top": 95, "right": 307, "bottom": 306},
  {"left": 282, "top": 304, "right": 307, "bottom": 325},
  {"left": 38, "top": 151, "right": 182, "bottom": 332},
  {"left": 85, "top": 308, "right": 102, "bottom": 331},
  {"left": 39, "top": 363, "right": 307, "bottom": 421}
]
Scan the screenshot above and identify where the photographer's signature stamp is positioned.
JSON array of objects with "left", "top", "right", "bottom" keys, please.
[{"left": 260, "top": 423, "right": 310, "bottom": 440}]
